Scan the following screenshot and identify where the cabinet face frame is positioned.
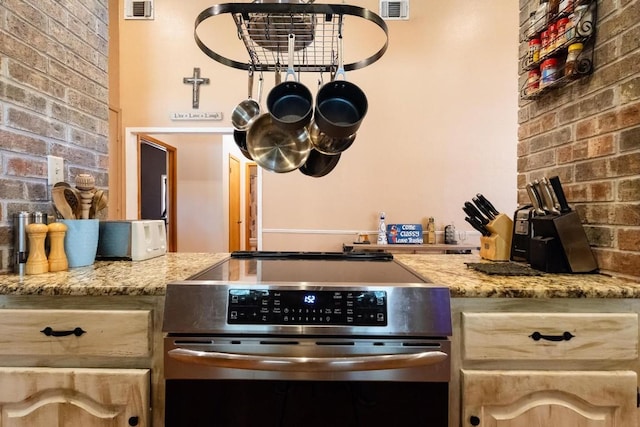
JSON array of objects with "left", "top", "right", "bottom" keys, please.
[{"left": 449, "top": 298, "right": 640, "bottom": 427}]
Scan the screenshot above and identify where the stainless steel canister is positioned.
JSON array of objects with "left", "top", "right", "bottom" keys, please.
[
  {"left": 31, "top": 211, "right": 48, "bottom": 225},
  {"left": 13, "top": 211, "right": 31, "bottom": 275}
]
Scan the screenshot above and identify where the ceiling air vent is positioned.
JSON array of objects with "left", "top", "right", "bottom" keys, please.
[
  {"left": 125, "top": 0, "right": 154, "bottom": 20},
  {"left": 380, "top": 0, "right": 409, "bottom": 20}
]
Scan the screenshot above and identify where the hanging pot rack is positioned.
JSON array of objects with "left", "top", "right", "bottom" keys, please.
[{"left": 194, "top": 3, "right": 389, "bottom": 73}]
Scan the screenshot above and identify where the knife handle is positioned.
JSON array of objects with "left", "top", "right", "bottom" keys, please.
[
  {"left": 464, "top": 201, "right": 489, "bottom": 225},
  {"left": 465, "top": 216, "right": 490, "bottom": 236},
  {"left": 539, "top": 178, "right": 560, "bottom": 215},
  {"left": 476, "top": 194, "right": 500, "bottom": 216},
  {"left": 526, "top": 183, "right": 545, "bottom": 215},
  {"left": 472, "top": 196, "right": 495, "bottom": 220},
  {"left": 549, "top": 176, "right": 571, "bottom": 213}
]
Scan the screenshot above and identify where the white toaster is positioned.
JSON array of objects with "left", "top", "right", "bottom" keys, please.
[{"left": 97, "top": 220, "right": 167, "bottom": 261}]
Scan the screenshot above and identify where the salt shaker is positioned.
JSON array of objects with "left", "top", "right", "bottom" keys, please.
[{"left": 25, "top": 223, "right": 49, "bottom": 275}]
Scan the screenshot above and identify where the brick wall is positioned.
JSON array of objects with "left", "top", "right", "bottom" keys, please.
[
  {"left": 0, "top": 0, "right": 109, "bottom": 273},
  {"left": 518, "top": 0, "right": 640, "bottom": 279}
]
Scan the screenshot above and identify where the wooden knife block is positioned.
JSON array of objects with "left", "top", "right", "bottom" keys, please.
[{"left": 479, "top": 213, "right": 513, "bottom": 261}]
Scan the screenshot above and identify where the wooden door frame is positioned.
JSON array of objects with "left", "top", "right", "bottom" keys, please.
[
  {"left": 137, "top": 134, "right": 178, "bottom": 252},
  {"left": 244, "top": 162, "right": 257, "bottom": 250},
  {"left": 228, "top": 154, "right": 241, "bottom": 252}
]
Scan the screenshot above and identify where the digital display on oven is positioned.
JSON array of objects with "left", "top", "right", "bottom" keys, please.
[{"left": 227, "top": 289, "right": 387, "bottom": 326}]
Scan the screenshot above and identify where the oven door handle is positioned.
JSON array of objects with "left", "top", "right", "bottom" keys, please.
[{"left": 168, "top": 348, "right": 448, "bottom": 372}]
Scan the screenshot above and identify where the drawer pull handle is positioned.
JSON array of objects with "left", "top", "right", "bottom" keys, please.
[
  {"left": 529, "top": 331, "right": 575, "bottom": 342},
  {"left": 40, "top": 327, "right": 86, "bottom": 337}
]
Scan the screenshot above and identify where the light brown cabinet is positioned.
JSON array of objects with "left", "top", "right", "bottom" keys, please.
[
  {"left": 0, "top": 297, "right": 162, "bottom": 427},
  {"left": 0, "top": 367, "right": 149, "bottom": 427},
  {"left": 450, "top": 299, "right": 640, "bottom": 427}
]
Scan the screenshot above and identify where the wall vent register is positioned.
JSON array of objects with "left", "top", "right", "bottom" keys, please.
[{"left": 124, "top": 0, "right": 153, "bottom": 20}]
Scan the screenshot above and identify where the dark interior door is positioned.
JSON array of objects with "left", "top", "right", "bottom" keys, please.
[{"left": 140, "top": 142, "right": 167, "bottom": 221}]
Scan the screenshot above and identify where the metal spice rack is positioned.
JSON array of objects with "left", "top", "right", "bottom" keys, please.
[
  {"left": 519, "top": 0, "right": 597, "bottom": 100},
  {"left": 194, "top": 3, "right": 389, "bottom": 73}
]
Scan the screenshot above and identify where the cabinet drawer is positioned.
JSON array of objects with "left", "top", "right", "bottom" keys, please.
[
  {"left": 462, "top": 312, "right": 638, "bottom": 361},
  {"left": 0, "top": 309, "right": 151, "bottom": 358}
]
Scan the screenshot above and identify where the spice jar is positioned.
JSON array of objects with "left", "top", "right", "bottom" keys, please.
[
  {"left": 541, "top": 58, "right": 558, "bottom": 87},
  {"left": 548, "top": 22, "right": 557, "bottom": 51},
  {"left": 527, "top": 68, "right": 541, "bottom": 95},
  {"left": 565, "top": 42, "right": 583, "bottom": 77},
  {"left": 556, "top": 17, "right": 569, "bottom": 47},
  {"left": 541, "top": 30, "right": 550, "bottom": 57},
  {"left": 528, "top": 38, "right": 541, "bottom": 64}
]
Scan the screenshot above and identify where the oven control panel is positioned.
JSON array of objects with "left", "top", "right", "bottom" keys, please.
[{"left": 227, "top": 289, "right": 387, "bottom": 326}]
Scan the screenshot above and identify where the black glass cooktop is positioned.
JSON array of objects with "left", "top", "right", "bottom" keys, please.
[{"left": 187, "top": 251, "right": 430, "bottom": 284}]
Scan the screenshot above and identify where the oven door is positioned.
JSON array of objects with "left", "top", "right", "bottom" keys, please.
[{"left": 164, "top": 336, "right": 450, "bottom": 427}]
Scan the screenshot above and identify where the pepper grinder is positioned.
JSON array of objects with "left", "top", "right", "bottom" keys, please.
[
  {"left": 25, "top": 223, "right": 49, "bottom": 275},
  {"left": 47, "top": 222, "right": 68, "bottom": 272},
  {"left": 75, "top": 173, "right": 96, "bottom": 219}
]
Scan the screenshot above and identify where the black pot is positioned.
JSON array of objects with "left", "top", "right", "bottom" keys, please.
[
  {"left": 314, "top": 80, "right": 368, "bottom": 138},
  {"left": 266, "top": 81, "right": 313, "bottom": 131},
  {"left": 299, "top": 149, "right": 341, "bottom": 177},
  {"left": 233, "top": 130, "right": 253, "bottom": 161}
]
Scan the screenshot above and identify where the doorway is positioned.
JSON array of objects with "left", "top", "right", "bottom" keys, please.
[
  {"left": 229, "top": 155, "right": 241, "bottom": 252},
  {"left": 138, "top": 134, "right": 177, "bottom": 252}
]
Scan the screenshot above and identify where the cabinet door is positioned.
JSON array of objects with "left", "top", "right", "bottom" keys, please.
[
  {"left": 0, "top": 367, "right": 149, "bottom": 427},
  {"left": 462, "top": 370, "right": 637, "bottom": 427}
]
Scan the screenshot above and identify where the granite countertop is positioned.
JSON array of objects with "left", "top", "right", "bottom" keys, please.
[
  {"left": 0, "top": 253, "right": 229, "bottom": 296},
  {"left": 395, "top": 254, "right": 640, "bottom": 298},
  {"left": 1, "top": 252, "right": 638, "bottom": 298}
]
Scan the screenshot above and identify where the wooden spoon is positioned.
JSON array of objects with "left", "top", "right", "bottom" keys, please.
[
  {"left": 52, "top": 186, "right": 75, "bottom": 219},
  {"left": 89, "top": 190, "right": 108, "bottom": 218}
]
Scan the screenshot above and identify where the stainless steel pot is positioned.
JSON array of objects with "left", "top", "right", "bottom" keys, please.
[
  {"left": 246, "top": 113, "right": 311, "bottom": 173},
  {"left": 231, "top": 68, "right": 262, "bottom": 131}
]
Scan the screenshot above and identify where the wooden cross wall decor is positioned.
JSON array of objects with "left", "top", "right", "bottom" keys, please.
[{"left": 183, "top": 67, "right": 210, "bottom": 109}]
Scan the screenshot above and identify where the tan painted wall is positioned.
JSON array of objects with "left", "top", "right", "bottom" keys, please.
[{"left": 117, "top": 1, "right": 519, "bottom": 252}]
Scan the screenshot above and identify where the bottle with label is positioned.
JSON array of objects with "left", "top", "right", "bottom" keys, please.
[
  {"left": 565, "top": 42, "right": 583, "bottom": 77},
  {"left": 528, "top": 37, "right": 541, "bottom": 64},
  {"left": 377, "top": 212, "right": 388, "bottom": 245},
  {"left": 541, "top": 58, "right": 558, "bottom": 87},
  {"left": 427, "top": 217, "right": 436, "bottom": 244}
]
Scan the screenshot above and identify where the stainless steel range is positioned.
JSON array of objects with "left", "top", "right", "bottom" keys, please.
[{"left": 163, "top": 251, "right": 452, "bottom": 426}]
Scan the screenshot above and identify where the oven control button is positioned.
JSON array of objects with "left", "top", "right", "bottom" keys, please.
[
  {"left": 230, "top": 310, "right": 238, "bottom": 320},
  {"left": 377, "top": 313, "right": 385, "bottom": 322}
]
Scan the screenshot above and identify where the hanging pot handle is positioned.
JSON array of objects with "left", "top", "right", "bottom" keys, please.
[
  {"left": 247, "top": 66, "right": 254, "bottom": 99},
  {"left": 284, "top": 33, "right": 297, "bottom": 82},
  {"left": 257, "top": 72, "right": 264, "bottom": 105},
  {"left": 334, "top": 35, "right": 346, "bottom": 81}
]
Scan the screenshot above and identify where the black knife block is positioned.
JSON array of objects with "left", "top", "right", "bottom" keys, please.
[
  {"left": 510, "top": 206, "right": 534, "bottom": 263},
  {"left": 530, "top": 211, "right": 598, "bottom": 273}
]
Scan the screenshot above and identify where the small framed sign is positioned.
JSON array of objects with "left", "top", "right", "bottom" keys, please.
[{"left": 386, "top": 224, "right": 423, "bottom": 244}]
